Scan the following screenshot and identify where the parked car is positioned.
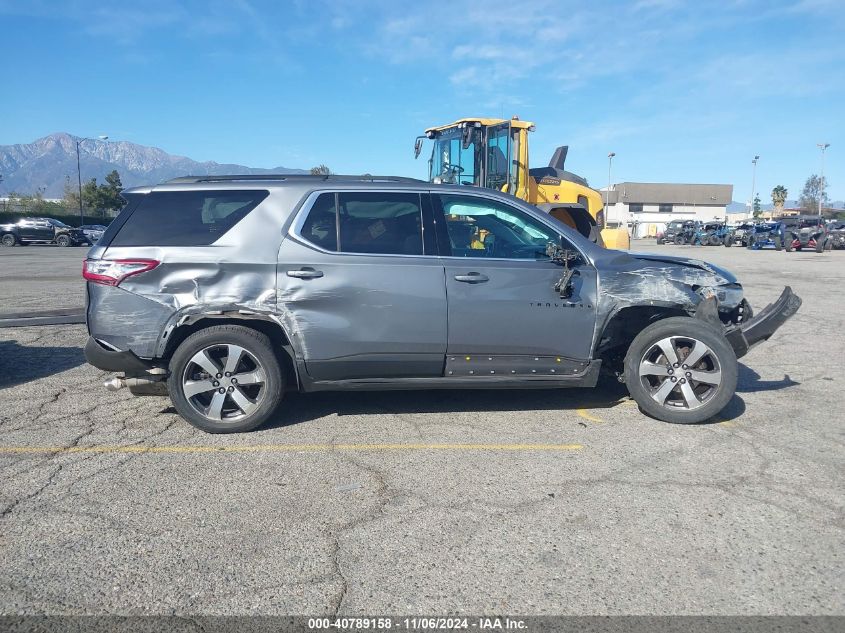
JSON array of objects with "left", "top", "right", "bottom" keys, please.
[
  {"left": 724, "top": 223, "right": 754, "bottom": 247},
  {"left": 746, "top": 221, "right": 786, "bottom": 250},
  {"left": 80, "top": 224, "right": 108, "bottom": 243},
  {"left": 657, "top": 220, "right": 697, "bottom": 245},
  {"left": 0, "top": 217, "right": 91, "bottom": 247},
  {"left": 827, "top": 221, "right": 845, "bottom": 250},
  {"left": 781, "top": 216, "right": 830, "bottom": 252},
  {"left": 84, "top": 175, "right": 801, "bottom": 432},
  {"left": 690, "top": 221, "right": 726, "bottom": 246}
]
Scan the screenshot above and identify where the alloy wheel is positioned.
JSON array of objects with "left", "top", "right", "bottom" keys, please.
[
  {"left": 638, "top": 336, "right": 722, "bottom": 411},
  {"left": 181, "top": 344, "right": 267, "bottom": 422}
]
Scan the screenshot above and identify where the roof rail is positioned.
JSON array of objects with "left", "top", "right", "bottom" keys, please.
[{"left": 165, "top": 174, "right": 425, "bottom": 184}]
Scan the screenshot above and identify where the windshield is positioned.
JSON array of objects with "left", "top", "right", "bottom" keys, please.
[
  {"left": 47, "top": 218, "right": 70, "bottom": 228},
  {"left": 430, "top": 127, "right": 477, "bottom": 185}
]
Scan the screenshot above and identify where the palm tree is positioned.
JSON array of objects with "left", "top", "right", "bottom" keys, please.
[{"left": 771, "top": 185, "right": 788, "bottom": 215}]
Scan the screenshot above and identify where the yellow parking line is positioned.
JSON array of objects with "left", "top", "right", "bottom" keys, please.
[
  {"left": 576, "top": 408, "right": 603, "bottom": 423},
  {"left": 0, "top": 443, "right": 582, "bottom": 455}
]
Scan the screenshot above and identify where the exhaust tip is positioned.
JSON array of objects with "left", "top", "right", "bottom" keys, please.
[{"left": 104, "top": 377, "right": 125, "bottom": 391}]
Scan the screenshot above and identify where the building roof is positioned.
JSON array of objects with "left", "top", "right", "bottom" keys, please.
[{"left": 607, "top": 182, "right": 733, "bottom": 205}]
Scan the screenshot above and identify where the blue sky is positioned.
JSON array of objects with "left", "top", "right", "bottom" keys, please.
[{"left": 2, "top": 0, "right": 843, "bottom": 201}]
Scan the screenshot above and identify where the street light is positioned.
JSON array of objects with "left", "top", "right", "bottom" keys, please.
[
  {"left": 606, "top": 151, "right": 615, "bottom": 230},
  {"left": 817, "top": 143, "right": 830, "bottom": 218},
  {"left": 750, "top": 155, "right": 759, "bottom": 218},
  {"left": 76, "top": 134, "right": 108, "bottom": 225}
]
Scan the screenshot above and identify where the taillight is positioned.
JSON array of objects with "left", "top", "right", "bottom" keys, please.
[{"left": 82, "top": 259, "right": 159, "bottom": 286}]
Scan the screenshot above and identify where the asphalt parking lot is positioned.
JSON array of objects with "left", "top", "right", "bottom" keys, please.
[{"left": 0, "top": 243, "right": 842, "bottom": 616}]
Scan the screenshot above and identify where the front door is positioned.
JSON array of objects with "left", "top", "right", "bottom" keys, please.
[
  {"left": 433, "top": 192, "right": 598, "bottom": 362},
  {"left": 278, "top": 190, "right": 447, "bottom": 381}
]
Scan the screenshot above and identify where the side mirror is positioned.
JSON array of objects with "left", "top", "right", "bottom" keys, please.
[
  {"left": 546, "top": 240, "right": 580, "bottom": 265},
  {"left": 414, "top": 136, "right": 424, "bottom": 159}
]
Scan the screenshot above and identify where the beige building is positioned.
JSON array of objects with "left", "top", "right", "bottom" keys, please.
[{"left": 601, "top": 182, "right": 734, "bottom": 238}]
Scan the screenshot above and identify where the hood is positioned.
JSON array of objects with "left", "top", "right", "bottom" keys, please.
[{"left": 613, "top": 252, "right": 737, "bottom": 284}]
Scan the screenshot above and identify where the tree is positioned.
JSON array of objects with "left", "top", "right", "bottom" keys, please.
[
  {"left": 62, "top": 175, "right": 80, "bottom": 214},
  {"left": 798, "top": 174, "right": 828, "bottom": 213},
  {"left": 753, "top": 194, "right": 762, "bottom": 217},
  {"left": 310, "top": 164, "right": 332, "bottom": 175},
  {"left": 71, "top": 170, "right": 125, "bottom": 217},
  {"left": 81, "top": 177, "right": 101, "bottom": 215},
  {"left": 99, "top": 170, "right": 124, "bottom": 213},
  {"left": 771, "top": 185, "right": 788, "bottom": 215}
]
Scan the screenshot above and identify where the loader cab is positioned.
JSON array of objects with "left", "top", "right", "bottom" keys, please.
[{"left": 419, "top": 118, "right": 529, "bottom": 198}]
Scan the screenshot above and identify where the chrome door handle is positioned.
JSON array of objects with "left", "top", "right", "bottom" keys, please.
[
  {"left": 454, "top": 272, "right": 489, "bottom": 283},
  {"left": 287, "top": 268, "right": 324, "bottom": 279}
]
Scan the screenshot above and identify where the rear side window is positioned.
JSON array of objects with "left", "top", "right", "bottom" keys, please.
[
  {"left": 298, "top": 192, "right": 425, "bottom": 255},
  {"left": 109, "top": 190, "right": 268, "bottom": 247}
]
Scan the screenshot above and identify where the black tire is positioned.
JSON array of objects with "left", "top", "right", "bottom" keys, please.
[
  {"left": 724, "top": 235, "right": 734, "bottom": 247},
  {"left": 784, "top": 237, "right": 793, "bottom": 252},
  {"left": 55, "top": 234, "right": 71, "bottom": 247},
  {"left": 656, "top": 238, "right": 665, "bottom": 245},
  {"left": 674, "top": 234, "right": 686, "bottom": 245},
  {"left": 815, "top": 236, "right": 827, "bottom": 253},
  {"left": 623, "top": 317, "right": 738, "bottom": 425},
  {"left": 708, "top": 234, "right": 721, "bottom": 246},
  {"left": 1, "top": 233, "right": 17, "bottom": 247},
  {"left": 773, "top": 235, "right": 782, "bottom": 251},
  {"left": 167, "top": 325, "right": 284, "bottom": 433},
  {"left": 746, "top": 235, "right": 755, "bottom": 250}
]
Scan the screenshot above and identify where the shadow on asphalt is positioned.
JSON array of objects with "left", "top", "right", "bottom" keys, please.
[
  {"left": 0, "top": 339, "right": 85, "bottom": 389},
  {"left": 737, "top": 363, "right": 800, "bottom": 393},
  {"left": 262, "top": 376, "right": 632, "bottom": 430}
]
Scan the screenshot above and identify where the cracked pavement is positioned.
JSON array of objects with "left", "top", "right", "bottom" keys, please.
[{"left": 0, "top": 245, "right": 842, "bottom": 615}]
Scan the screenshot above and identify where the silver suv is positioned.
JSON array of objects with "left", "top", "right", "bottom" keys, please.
[{"left": 84, "top": 175, "right": 801, "bottom": 433}]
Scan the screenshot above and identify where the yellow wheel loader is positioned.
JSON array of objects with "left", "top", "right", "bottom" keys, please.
[{"left": 414, "top": 117, "right": 630, "bottom": 249}]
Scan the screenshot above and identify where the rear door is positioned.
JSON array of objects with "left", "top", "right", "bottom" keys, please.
[
  {"left": 433, "top": 192, "right": 598, "bottom": 363},
  {"left": 279, "top": 190, "right": 447, "bottom": 380}
]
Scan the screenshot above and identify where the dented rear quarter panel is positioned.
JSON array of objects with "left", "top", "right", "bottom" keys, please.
[{"left": 88, "top": 185, "right": 305, "bottom": 359}]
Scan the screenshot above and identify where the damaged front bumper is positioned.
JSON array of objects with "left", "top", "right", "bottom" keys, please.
[{"left": 723, "top": 287, "right": 802, "bottom": 358}]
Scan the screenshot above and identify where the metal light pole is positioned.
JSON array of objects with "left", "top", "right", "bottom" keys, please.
[
  {"left": 817, "top": 143, "right": 830, "bottom": 218},
  {"left": 76, "top": 135, "right": 108, "bottom": 225},
  {"left": 607, "top": 151, "right": 615, "bottom": 228},
  {"left": 750, "top": 155, "right": 759, "bottom": 218}
]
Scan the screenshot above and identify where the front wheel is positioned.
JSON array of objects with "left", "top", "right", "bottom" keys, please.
[
  {"left": 774, "top": 235, "right": 782, "bottom": 251},
  {"left": 624, "top": 317, "right": 738, "bottom": 424},
  {"left": 55, "top": 234, "right": 71, "bottom": 247},
  {"left": 674, "top": 234, "right": 687, "bottom": 245},
  {"left": 167, "top": 325, "right": 284, "bottom": 433},
  {"left": 724, "top": 235, "right": 734, "bottom": 247}
]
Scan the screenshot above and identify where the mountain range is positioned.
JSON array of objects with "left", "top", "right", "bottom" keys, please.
[{"left": 0, "top": 133, "right": 307, "bottom": 198}]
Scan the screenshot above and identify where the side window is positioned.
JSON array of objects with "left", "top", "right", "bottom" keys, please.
[
  {"left": 300, "top": 193, "right": 338, "bottom": 251},
  {"left": 337, "top": 192, "right": 424, "bottom": 255},
  {"left": 109, "top": 190, "right": 268, "bottom": 247},
  {"left": 435, "top": 194, "right": 555, "bottom": 260}
]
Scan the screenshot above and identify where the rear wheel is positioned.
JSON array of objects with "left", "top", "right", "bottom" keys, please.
[
  {"left": 784, "top": 237, "right": 793, "bottom": 252},
  {"left": 815, "top": 236, "right": 827, "bottom": 253},
  {"left": 167, "top": 325, "right": 284, "bottom": 433},
  {"left": 724, "top": 235, "right": 734, "bottom": 247},
  {"left": 1, "top": 233, "right": 17, "bottom": 247},
  {"left": 624, "top": 317, "right": 737, "bottom": 424},
  {"left": 746, "top": 235, "right": 755, "bottom": 249},
  {"left": 708, "top": 234, "right": 721, "bottom": 246},
  {"left": 774, "top": 235, "right": 782, "bottom": 251}
]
